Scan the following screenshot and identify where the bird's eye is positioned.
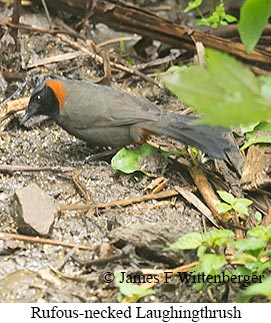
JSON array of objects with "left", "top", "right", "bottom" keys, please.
[{"left": 35, "top": 95, "right": 41, "bottom": 103}]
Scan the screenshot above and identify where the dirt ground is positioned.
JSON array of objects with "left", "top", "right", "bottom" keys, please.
[{"left": 0, "top": 1, "right": 244, "bottom": 303}]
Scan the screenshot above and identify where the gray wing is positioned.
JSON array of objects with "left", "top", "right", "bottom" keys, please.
[{"left": 61, "top": 80, "right": 163, "bottom": 129}]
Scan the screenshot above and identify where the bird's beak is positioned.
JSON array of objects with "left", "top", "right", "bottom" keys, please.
[
  {"left": 20, "top": 104, "right": 38, "bottom": 126},
  {"left": 20, "top": 111, "right": 31, "bottom": 125}
]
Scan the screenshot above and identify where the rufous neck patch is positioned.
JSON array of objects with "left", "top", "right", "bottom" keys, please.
[{"left": 45, "top": 80, "right": 67, "bottom": 111}]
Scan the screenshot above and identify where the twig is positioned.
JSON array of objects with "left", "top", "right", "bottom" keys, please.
[
  {"left": 57, "top": 33, "right": 161, "bottom": 86},
  {"left": 0, "top": 96, "right": 30, "bottom": 124},
  {"left": 189, "top": 166, "right": 231, "bottom": 223},
  {"left": 41, "top": 0, "right": 52, "bottom": 28},
  {"left": 175, "top": 186, "right": 220, "bottom": 228},
  {"left": 10, "top": 0, "right": 21, "bottom": 46},
  {"left": 152, "top": 178, "right": 169, "bottom": 194},
  {"left": 137, "top": 261, "right": 200, "bottom": 291},
  {"left": 59, "top": 189, "right": 179, "bottom": 212},
  {"left": 1, "top": 20, "right": 85, "bottom": 40},
  {"left": 27, "top": 51, "right": 84, "bottom": 68},
  {"left": 0, "top": 232, "right": 95, "bottom": 251},
  {"left": 56, "top": 245, "right": 80, "bottom": 271},
  {"left": 48, "top": 265, "right": 93, "bottom": 282},
  {"left": 72, "top": 170, "right": 92, "bottom": 202},
  {"left": 263, "top": 204, "right": 271, "bottom": 227},
  {"left": 96, "top": 189, "right": 179, "bottom": 208},
  {"left": 0, "top": 164, "right": 74, "bottom": 174},
  {"left": 96, "top": 35, "right": 141, "bottom": 49},
  {"left": 251, "top": 66, "right": 271, "bottom": 76},
  {"left": 73, "top": 246, "right": 132, "bottom": 268},
  {"left": 97, "top": 49, "right": 112, "bottom": 85},
  {"left": 1, "top": 70, "right": 26, "bottom": 82}
]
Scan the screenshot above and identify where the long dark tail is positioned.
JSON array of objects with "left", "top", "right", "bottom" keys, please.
[{"left": 143, "top": 113, "right": 237, "bottom": 159}]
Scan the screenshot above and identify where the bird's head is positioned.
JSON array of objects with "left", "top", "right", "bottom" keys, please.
[{"left": 21, "top": 79, "right": 67, "bottom": 125}]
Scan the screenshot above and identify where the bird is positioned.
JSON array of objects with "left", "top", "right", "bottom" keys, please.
[{"left": 20, "top": 78, "right": 236, "bottom": 159}]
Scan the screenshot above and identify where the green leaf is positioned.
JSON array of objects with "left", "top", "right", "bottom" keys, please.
[
  {"left": 240, "top": 122, "right": 260, "bottom": 134},
  {"left": 197, "top": 244, "right": 207, "bottom": 258},
  {"left": 232, "top": 252, "right": 257, "bottom": 264},
  {"left": 241, "top": 121, "right": 271, "bottom": 150},
  {"left": 119, "top": 38, "right": 126, "bottom": 55},
  {"left": 189, "top": 253, "right": 226, "bottom": 291},
  {"left": 237, "top": 276, "right": 271, "bottom": 301},
  {"left": 165, "top": 232, "right": 203, "bottom": 251},
  {"left": 202, "top": 229, "right": 234, "bottom": 247},
  {"left": 235, "top": 198, "right": 253, "bottom": 207},
  {"left": 232, "top": 202, "right": 250, "bottom": 216},
  {"left": 242, "top": 135, "right": 271, "bottom": 150},
  {"left": 244, "top": 259, "right": 270, "bottom": 273},
  {"left": 247, "top": 225, "right": 266, "bottom": 238},
  {"left": 254, "top": 211, "right": 262, "bottom": 224},
  {"left": 111, "top": 143, "right": 183, "bottom": 174},
  {"left": 232, "top": 237, "right": 266, "bottom": 251},
  {"left": 111, "top": 143, "right": 158, "bottom": 174},
  {"left": 232, "top": 198, "right": 253, "bottom": 216},
  {"left": 217, "top": 190, "right": 235, "bottom": 204},
  {"left": 236, "top": 197, "right": 253, "bottom": 206},
  {"left": 248, "top": 224, "right": 271, "bottom": 242},
  {"left": 224, "top": 14, "right": 238, "bottom": 23},
  {"left": 115, "top": 273, "right": 155, "bottom": 302},
  {"left": 238, "top": 0, "right": 271, "bottom": 53},
  {"left": 196, "top": 254, "right": 226, "bottom": 275},
  {"left": 184, "top": 0, "right": 202, "bottom": 13},
  {"left": 161, "top": 49, "right": 271, "bottom": 127},
  {"left": 217, "top": 203, "right": 232, "bottom": 213},
  {"left": 195, "top": 2, "right": 237, "bottom": 28},
  {"left": 232, "top": 265, "right": 251, "bottom": 277}
]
